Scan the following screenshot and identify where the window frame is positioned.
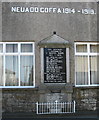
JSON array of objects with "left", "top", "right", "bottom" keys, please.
[
  {"left": 0, "top": 42, "right": 35, "bottom": 88},
  {"left": 75, "top": 42, "right": 99, "bottom": 87}
]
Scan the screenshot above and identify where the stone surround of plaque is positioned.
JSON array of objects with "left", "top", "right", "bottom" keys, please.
[
  {"left": 44, "top": 48, "right": 66, "bottom": 83},
  {"left": 38, "top": 32, "right": 70, "bottom": 84}
]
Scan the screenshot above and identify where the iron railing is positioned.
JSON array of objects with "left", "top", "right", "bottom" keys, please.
[{"left": 36, "top": 101, "right": 76, "bottom": 114}]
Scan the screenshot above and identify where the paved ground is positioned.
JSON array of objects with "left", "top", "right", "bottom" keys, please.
[
  {"left": 2, "top": 117, "right": 99, "bottom": 120},
  {"left": 1, "top": 111, "right": 99, "bottom": 120}
]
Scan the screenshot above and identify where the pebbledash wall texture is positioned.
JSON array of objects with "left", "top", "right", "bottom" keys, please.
[{"left": 1, "top": 2, "right": 99, "bottom": 113}]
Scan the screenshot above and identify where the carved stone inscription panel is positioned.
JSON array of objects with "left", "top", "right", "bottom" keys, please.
[{"left": 44, "top": 48, "right": 66, "bottom": 83}]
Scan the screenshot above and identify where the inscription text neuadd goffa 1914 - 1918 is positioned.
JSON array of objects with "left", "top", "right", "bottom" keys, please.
[{"left": 44, "top": 48, "right": 66, "bottom": 83}]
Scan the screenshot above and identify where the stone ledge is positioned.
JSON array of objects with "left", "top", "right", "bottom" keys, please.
[
  {"left": 2, "top": 87, "right": 39, "bottom": 92},
  {"left": 38, "top": 83, "right": 73, "bottom": 93}
]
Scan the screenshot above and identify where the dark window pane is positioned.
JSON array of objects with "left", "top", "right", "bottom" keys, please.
[
  {"left": 0, "top": 56, "right": 3, "bottom": 86},
  {"left": 90, "top": 56, "right": 99, "bottom": 84},
  {"left": 76, "top": 56, "right": 88, "bottom": 85},
  {"left": 90, "top": 44, "right": 99, "bottom": 53},
  {"left": 20, "top": 56, "right": 33, "bottom": 86},
  {"left": 0, "top": 44, "right": 3, "bottom": 53},
  {"left": 76, "top": 44, "right": 87, "bottom": 52},
  {"left": 5, "top": 56, "right": 19, "bottom": 86},
  {"left": 21, "top": 44, "right": 33, "bottom": 53},
  {"left": 6, "top": 44, "right": 18, "bottom": 53}
]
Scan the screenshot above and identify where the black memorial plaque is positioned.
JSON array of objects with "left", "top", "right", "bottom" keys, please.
[{"left": 44, "top": 48, "right": 66, "bottom": 83}]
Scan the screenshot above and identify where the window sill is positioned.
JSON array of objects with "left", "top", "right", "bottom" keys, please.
[
  {"left": 0, "top": 86, "right": 36, "bottom": 88},
  {"left": 74, "top": 85, "right": 99, "bottom": 89}
]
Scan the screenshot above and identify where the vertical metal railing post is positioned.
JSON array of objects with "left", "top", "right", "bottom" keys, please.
[
  {"left": 55, "top": 100, "right": 58, "bottom": 113},
  {"left": 74, "top": 101, "right": 76, "bottom": 113},
  {"left": 36, "top": 102, "right": 39, "bottom": 114}
]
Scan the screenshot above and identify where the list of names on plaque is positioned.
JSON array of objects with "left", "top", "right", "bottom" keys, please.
[{"left": 44, "top": 48, "right": 66, "bottom": 83}]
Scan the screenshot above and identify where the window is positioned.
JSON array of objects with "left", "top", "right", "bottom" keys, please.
[
  {"left": 75, "top": 42, "right": 99, "bottom": 86},
  {"left": 0, "top": 42, "right": 35, "bottom": 88}
]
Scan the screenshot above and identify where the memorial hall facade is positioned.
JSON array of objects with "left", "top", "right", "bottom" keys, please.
[{"left": 0, "top": 2, "right": 99, "bottom": 113}]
